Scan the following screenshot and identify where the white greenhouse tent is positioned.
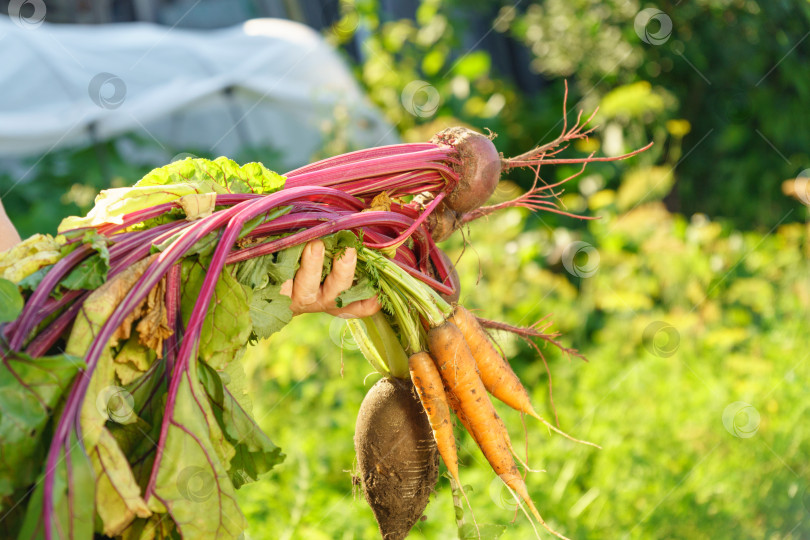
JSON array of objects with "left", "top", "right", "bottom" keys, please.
[{"left": 0, "top": 16, "right": 397, "bottom": 173}]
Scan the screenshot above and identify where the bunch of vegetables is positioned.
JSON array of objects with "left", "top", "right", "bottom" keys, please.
[{"left": 0, "top": 94, "right": 649, "bottom": 539}]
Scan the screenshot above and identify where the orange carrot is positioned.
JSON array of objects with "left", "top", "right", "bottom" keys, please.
[
  {"left": 451, "top": 305, "right": 599, "bottom": 449},
  {"left": 447, "top": 390, "right": 565, "bottom": 540},
  {"left": 450, "top": 305, "right": 536, "bottom": 414},
  {"left": 410, "top": 351, "right": 481, "bottom": 537},
  {"left": 427, "top": 321, "right": 547, "bottom": 525},
  {"left": 408, "top": 351, "right": 461, "bottom": 487}
]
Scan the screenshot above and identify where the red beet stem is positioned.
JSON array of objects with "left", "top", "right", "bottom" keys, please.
[
  {"left": 23, "top": 293, "right": 88, "bottom": 357},
  {"left": 284, "top": 148, "right": 457, "bottom": 191},
  {"left": 146, "top": 190, "right": 310, "bottom": 505},
  {"left": 285, "top": 143, "right": 439, "bottom": 176},
  {"left": 363, "top": 191, "right": 446, "bottom": 250},
  {"left": 224, "top": 211, "right": 415, "bottom": 264},
  {"left": 163, "top": 263, "right": 182, "bottom": 378},
  {"left": 10, "top": 246, "right": 93, "bottom": 350},
  {"left": 96, "top": 202, "right": 177, "bottom": 236}
]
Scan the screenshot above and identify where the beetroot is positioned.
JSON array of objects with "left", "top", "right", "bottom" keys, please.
[
  {"left": 431, "top": 127, "right": 502, "bottom": 214},
  {"left": 355, "top": 377, "right": 439, "bottom": 539},
  {"left": 425, "top": 202, "right": 460, "bottom": 243}
]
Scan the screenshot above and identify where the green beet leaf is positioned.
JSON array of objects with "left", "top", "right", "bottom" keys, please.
[
  {"left": 91, "top": 428, "right": 152, "bottom": 537},
  {"left": 17, "top": 431, "right": 95, "bottom": 540},
  {"left": 0, "top": 351, "right": 85, "bottom": 501},
  {"left": 321, "top": 232, "right": 377, "bottom": 308},
  {"left": 198, "top": 362, "right": 284, "bottom": 489},
  {"left": 249, "top": 285, "right": 293, "bottom": 340},
  {"left": 134, "top": 157, "right": 285, "bottom": 195},
  {"left": 118, "top": 513, "right": 175, "bottom": 540},
  {"left": 60, "top": 253, "right": 108, "bottom": 291},
  {"left": 133, "top": 158, "right": 229, "bottom": 192},
  {"left": 319, "top": 230, "right": 362, "bottom": 278},
  {"left": 147, "top": 357, "right": 245, "bottom": 540},
  {"left": 235, "top": 241, "right": 305, "bottom": 340},
  {"left": 16, "top": 265, "right": 51, "bottom": 292},
  {"left": 0, "top": 278, "right": 23, "bottom": 322},
  {"left": 335, "top": 275, "right": 376, "bottom": 308},
  {"left": 235, "top": 240, "right": 305, "bottom": 290},
  {"left": 181, "top": 261, "right": 253, "bottom": 370},
  {"left": 59, "top": 231, "right": 111, "bottom": 291}
]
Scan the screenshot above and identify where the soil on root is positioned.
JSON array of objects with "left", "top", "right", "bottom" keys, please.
[{"left": 355, "top": 377, "right": 439, "bottom": 540}]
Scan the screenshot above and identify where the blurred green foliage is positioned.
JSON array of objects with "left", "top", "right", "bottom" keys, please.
[
  {"left": 330, "top": 0, "right": 810, "bottom": 229},
  {"left": 506, "top": 0, "right": 810, "bottom": 228},
  {"left": 327, "top": 0, "right": 568, "bottom": 176},
  {"left": 2, "top": 143, "right": 151, "bottom": 239}
]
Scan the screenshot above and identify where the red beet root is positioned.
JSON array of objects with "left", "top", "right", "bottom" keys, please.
[{"left": 431, "top": 127, "right": 502, "bottom": 214}]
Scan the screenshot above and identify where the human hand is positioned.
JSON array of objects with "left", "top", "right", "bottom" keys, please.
[
  {"left": 0, "top": 198, "right": 21, "bottom": 252},
  {"left": 279, "top": 239, "right": 381, "bottom": 318}
]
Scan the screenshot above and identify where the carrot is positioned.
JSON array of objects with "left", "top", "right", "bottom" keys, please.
[
  {"left": 446, "top": 391, "right": 568, "bottom": 540},
  {"left": 450, "top": 305, "right": 534, "bottom": 413},
  {"left": 443, "top": 387, "right": 528, "bottom": 465},
  {"left": 451, "top": 305, "right": 599, "bottom": 449},
  {"left": 409, "top": 351, "right": 481, "bottom": 537},
  {"left": 427, "top": 322, "right": 549, "bottom": 527},
  {"left": 408, "top": 351, "right": 461, "bottom": 487}
]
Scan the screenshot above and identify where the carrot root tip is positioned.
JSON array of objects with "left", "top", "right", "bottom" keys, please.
[{"left": 530, "top": 409, "right": 602, "bottom": 449}]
